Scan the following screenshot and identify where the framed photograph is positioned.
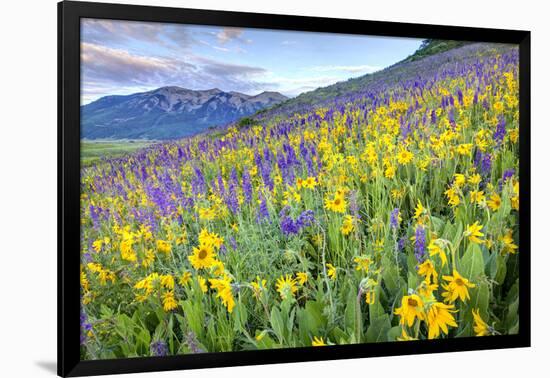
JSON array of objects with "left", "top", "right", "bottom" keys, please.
[{"left": 58, "top": 1, "right": 531, "bottom": 376}]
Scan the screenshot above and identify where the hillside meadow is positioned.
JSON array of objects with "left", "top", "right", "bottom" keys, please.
[{"left": 79, "top": 43, "right": 520, "bottom": 359}]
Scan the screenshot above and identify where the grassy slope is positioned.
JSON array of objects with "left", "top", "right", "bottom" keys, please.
[
  {"left": 255, "top": 40, "right": 499, "bottom": 116},
  {"left": 81, "top": 141, "right": 155, "bottom": 166},
  {"left": 399, "top": 39, "right": 471, "bottom": 64}
]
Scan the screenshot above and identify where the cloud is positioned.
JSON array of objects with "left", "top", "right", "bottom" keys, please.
[
  {"left": 260, "top": 75, "right": 345, "bottom": 97},
  {"left": 216, "top": 27, "right": 252, "bottom": 45},
  {"left": 81, "top": 43, "right": 185, "bottom": 85},
  {"left": 199, "top": 38, "right": 247, "bottom": 54},
  {"left": 310, "top": 64, "right": 381, "bottom": 73},
  {"left": 213, "top": 46, "right": 230, "bottom": 52},
  {"left": 81, "top": 18, "right": 195, "bottom": 49},
  {"left": 193, "top": 56, "right": 266, "bottom": 77},
  {"left": 281, "top": 40, "right": 297, "bottom": 46},
  {"left": 81, "top": 42, "right": 269, "bottom": 103}
]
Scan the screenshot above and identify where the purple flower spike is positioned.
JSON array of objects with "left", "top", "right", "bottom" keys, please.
[{"left": 414, "top": 226, "right": 427, "bottom": 263}]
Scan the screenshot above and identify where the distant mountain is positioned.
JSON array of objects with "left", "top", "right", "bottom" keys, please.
[{"left": 81, "top": 87, "right": 288, "bottom": 140}]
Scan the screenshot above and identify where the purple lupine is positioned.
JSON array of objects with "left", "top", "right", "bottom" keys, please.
[
  {"left": 493, "top": 117, "right": 506, "bottom": 146},
  {"left": 225, "top": 168, "right": 239, "bottom": 214},
  {"left": 481, "top": 153, "right": 492, "bottom": 176},
  {"left": 217, "top": 172, "right": 226, "bottom": 198},
  {"left": 259, "top": 160, "right": 274, "bottom": 191},
  {"left": 140, "top": 165, "right": 148, "bottom": 181},
  {"left": 414, "top": 226, "right": 427, "bottom": 263},
  {"left": 80, "top": 310, "right": 92, "bottom": 345},
  {"left": 398, "top": 236, "right": 407, "bottom": 252},
  {"left": 430, "top": 109, "right": 437, "bottom": 124},
  {"left": 242, "top": 169, "right": 253, "bottom": 203},
  {"left": 82, "top": 252, "right": 92, "bottom": 263},
  {"left": 474, "top": 150, "right": 482, "bottom": 168},
  {"left": 283, "top": 142, "right": 299, "bottom": 166},
  {"left": 89, "top": 205, "right": 100, "bottom": 229},
  {"left": 299, "top": 138, "right": 309, "bottom": 161},
  {"left": 448, "top": 110, "right": 456, "bottom": 127},
  {"left": 503, "top": 168, "right": 515, "bottom": 182},
  {"left": 186, "top": 332, "right": 205, "bottom": 354},
  {"left": 150, "top": 340, "right": 169, "bottom": 356},
  {"left": 263, "top": 146, "right": 273, "bottom": 165},
  {"left": 256, "top": 194, "right": 270, "bottom": 223},
  {"left": 401, "top": 122, "right": 412, "bottom": 140},
  {"left": 482, "top": 98, "right": 489, "bottom": 111},
  {"left": 500, "top": 168, "right": 516, "bottom": 190},
  {"left": 279, "top": 207, "right": 315, "bottom": 236},
  {"left": 277, "top": 149, "right": 293, "bottom": 185},
  {"left": 309, "top": 144, "right": 320, "bottom": 174},
  {"left": 145, "top": 184, "right": 173, "bottom": 216},
  {"left": 229, "top": 236, "right": 237, "bottom": 251},
  {"left": 296, "top": 209, "right": 316, "bottom": 229},
  {"left": 390, "top": 208, "right": 400, "bottom": 230},
  {"left": 191, "top": 167, "right": 206, "bottom": 196},
  {"left": 280, "top": 214, "right": 299, "bottom": 236}
]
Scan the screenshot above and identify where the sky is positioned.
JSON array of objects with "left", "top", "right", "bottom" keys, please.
[{"left": 80, "top": 18, "right": 422, "bottom": 105}]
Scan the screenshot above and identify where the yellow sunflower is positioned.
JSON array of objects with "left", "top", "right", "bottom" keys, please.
[
  {"left": 312, "top": 336, "right": 327, "bottom": 346},
  {"left": 472, "top": 309, "right": 490, "bottom": 336},
  {"left": 275, "top": 274, "right": 298, "bottom": 300},
  {"left": 324, "top": 193, "right": 347, "bottom": 213},
  {"left": 464, "top": 221, "right": 484, "bottom": 244},
  {"left": 442, "top": 270, "right": 476, "bottom": 303},
  {"left": 394, "top": 294, "right": 425, "bottom": 327},
  {"left": 188, "top": 243, "right": 216, "bottom": 270},
  {"left": 427, "top": 302, "right": 457, "bottom": 339}
]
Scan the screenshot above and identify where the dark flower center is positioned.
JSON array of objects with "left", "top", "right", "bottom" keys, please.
[{"left": 407, "top": 298, "right": 418, "bottom": 307}]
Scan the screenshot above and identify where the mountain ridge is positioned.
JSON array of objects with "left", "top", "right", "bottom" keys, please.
[{"left": 81, "top": 86, "right": 288, "bottom": 140}]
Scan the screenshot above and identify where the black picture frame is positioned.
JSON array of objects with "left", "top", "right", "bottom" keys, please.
[{"left": 58, "top": 1, "right": 531, "bottom": 376}]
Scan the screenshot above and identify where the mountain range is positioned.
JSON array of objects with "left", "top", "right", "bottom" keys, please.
[{"left": 81, "top": 87, "right": 287, "bottom": 140}]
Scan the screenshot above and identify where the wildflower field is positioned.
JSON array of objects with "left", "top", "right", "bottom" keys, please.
[{"left": 80, "top": 43, "right": 520, "bottom": 359}]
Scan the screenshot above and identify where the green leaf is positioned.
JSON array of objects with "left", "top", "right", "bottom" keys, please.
[
  {"left": 495, "top": 254, "right": 508, "bottom": 285},
  {"left": 368, "top": 285, "right": 385, "bottom": 321},
  {"left": 137, "top": 329, "right": 151, "bottom": 353},
  {"left": 441, "top": 221, "right": 455, "bottom": 240},
  {"left": 297, "top": 301, "right": 325, "bottom": 345},
  {"left": 460, "top": 242, "right": 485, "bottom": 281},
  {"left": 505, "top": 296, "right": 519, "bottom": 331},
  {"left": 181, "top": 299, "right": 205, "bottom": 339},
  {"left": 255, "top": 332, "right": 276, "bottom": 350},
  {"left": 232, "top": 301, "right": 248, "bottom": 333},
  {"left": 382, "top": 256, "right": 402, "bottom": 296},
  {"left": 366, "top": 314, "right": 391, "bottom": 343},
  {"left": 387, "top": 325, "right": 402, "bottom": 341},
  {"left": 344, "top": 289, "right": 358, "bottom": 332},
  {"left": 469, "top": 282, "right": 490, "bottom": 318},
  {"left": 431, "top": 216, "right": 445, "bottom": 234},
  {"left": 407, "top": 271, "right": 418, "bottom": 291},
  {"left": 485, "top": 250, "right": 498, "bottom": 279},
  {"left": 452, "top": 222, "right": 464, "bottom": 254},
  {"left": 270, "top": 306, "right": 285, "bottom": 344},
  {"left": 458, "top": 281, "right": 490, "bottom": 337}
]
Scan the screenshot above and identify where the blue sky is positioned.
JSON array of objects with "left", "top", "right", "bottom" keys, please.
[{"left": 81, "top": 19, "right": 422, "bottom": 104}]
